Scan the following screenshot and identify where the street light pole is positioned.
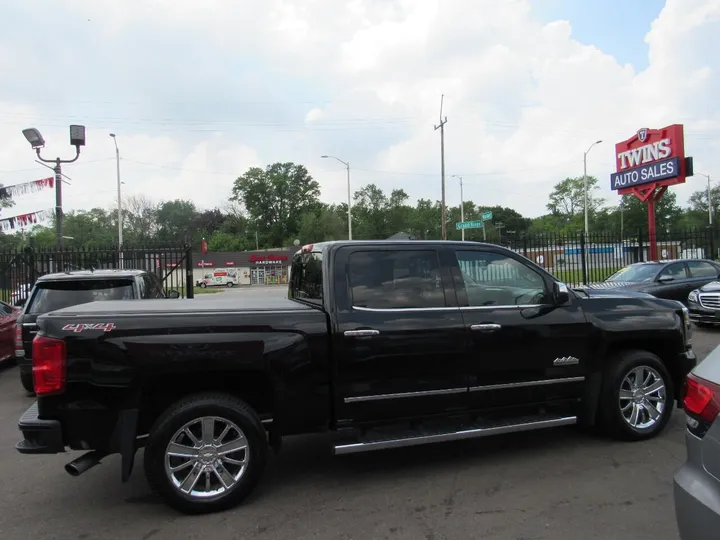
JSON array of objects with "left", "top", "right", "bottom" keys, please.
[
  {"left": 22, "top": 126, "right": 85, "bottom": 254},
  {"left": 452, "top": 175, "right": 464, "bottom": 241},
  {"left": 583, "top": 140, "right": 603, "bottom": 236},
  {"left": 110, "top": 134, "right": 124, "bottom": 268},
  {"left": 697, "top": 173, "right": 712, "bottom": 225},
  {"left": 321, "top": 155, "right": 352, "bottom": 240},
  {"left": 110, "top": 133, "right": 122, "bottom": 247}
]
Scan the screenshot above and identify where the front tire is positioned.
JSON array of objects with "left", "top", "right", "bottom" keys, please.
[
  {"left": 598, "top": 350, "right": 674, "bottom": 441},
  {"left": 144, "top": 393, "right": 267, "bottom": 514}
]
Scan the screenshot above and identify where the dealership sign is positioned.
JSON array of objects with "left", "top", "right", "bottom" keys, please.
[{"left": 610, "top": 124, "right": 686, "bottom": 191}]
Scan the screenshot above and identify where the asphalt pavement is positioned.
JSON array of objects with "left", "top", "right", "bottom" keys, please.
[{"left": 0, "top": 293, "right": 717, "bottom": 540}]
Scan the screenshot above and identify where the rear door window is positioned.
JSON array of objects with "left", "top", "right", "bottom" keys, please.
[
  {"left": 687, "top": 261, "right": 719, "bottom": 278},
  {"left": 348, "top": 250, "right": 445, "bottom": 309},
  {"left": 26, "top": 279, "right": 135, "bottom": 314}
]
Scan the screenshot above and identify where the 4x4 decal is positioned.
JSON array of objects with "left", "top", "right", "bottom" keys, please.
[{"left": 62, "top": 323, "right": 116, "bottom": 333}]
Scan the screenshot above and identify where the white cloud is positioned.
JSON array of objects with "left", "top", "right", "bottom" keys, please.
[{"left": 0, "top": 0, "right": 717, "bottom": 225}]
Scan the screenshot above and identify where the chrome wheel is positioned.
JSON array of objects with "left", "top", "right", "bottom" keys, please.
[
  {"left": 164, "top": 416, "right": 249, "bottom": 501},
  {"left": 619, "top": 366, "right": 667, "bottom": 430}
]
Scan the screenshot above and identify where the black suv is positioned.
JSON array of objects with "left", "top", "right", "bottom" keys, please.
[{"left": 14, "top": 269, "right": 178, "bottom": 392}]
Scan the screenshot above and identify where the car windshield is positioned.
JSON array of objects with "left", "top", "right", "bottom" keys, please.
[
  {"left": 26, "top": 279, "right": 135, "bottom": 314},
  {"left": 606, "top": 264, "right": 659, "bottom": 283}
]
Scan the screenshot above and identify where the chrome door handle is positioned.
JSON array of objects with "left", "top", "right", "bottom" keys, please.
[
  {"left": 470, "top": 324, "right": 501, "bottom": 333},
  {"left": 344, "top": 329, "right": 380, "bottom": 337}
]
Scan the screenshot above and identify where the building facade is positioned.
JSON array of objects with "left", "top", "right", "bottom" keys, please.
[{"left": 192, "top": 249, "right": 297, "bottom": 286}]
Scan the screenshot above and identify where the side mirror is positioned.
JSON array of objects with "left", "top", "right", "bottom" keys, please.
[
  {"left": 657, "top": 275, "right": 674, "bottom": 283},
  {"left": 167, "top": 290, "right": 181, "bottom": 299},
  {"left": 553, "top": 281, "right": 570, "bottom": 305}
]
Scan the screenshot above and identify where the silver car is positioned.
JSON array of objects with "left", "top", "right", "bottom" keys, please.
[{"left": 673, "top": 344, "right": 720, "bottom": 538}]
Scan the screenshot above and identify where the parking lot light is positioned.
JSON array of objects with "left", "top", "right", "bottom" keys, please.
[{"left": 22, "top": 128, "right": 45, "bottom": 149}]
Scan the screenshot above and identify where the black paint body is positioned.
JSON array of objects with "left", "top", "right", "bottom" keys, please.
[{"left": 17, "top": 242, "right": 695, "bottom": 466}]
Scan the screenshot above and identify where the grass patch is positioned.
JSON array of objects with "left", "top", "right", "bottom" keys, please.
[{"left": 169, "top": 286, "right": 224, "bottom": 297}]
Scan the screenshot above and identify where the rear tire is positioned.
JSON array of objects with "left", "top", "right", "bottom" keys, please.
[
  {"left": 144, "top": 393, "right": 267, "bottom": 514},
  {"left": 226, "top": 282, "right": 234, "bottom": 288},
  {"left": 20, "top": 371, "right": 34, "bottom": 393},
  {"left": 597, "top": 349, "right": 674, "bottom": 441},
  {"left": 199, "top": 283, "right": 207, "bottom": 288}
]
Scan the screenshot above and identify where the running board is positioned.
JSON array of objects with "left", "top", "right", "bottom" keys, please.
[{"left": 333, "top": 414, "right": 577, "bottom": 455}]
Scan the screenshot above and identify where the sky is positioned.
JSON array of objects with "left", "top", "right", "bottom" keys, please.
[{"left": 0, "top": 0, "right": 718, "bottom": 228}]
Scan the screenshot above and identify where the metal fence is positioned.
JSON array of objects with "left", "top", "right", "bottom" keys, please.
[
  {"left": 0, "top": 244, "right": 194, "bottom": 305},
  {"left": 502, "top": 227, "right": 719, "bottom": 287}
]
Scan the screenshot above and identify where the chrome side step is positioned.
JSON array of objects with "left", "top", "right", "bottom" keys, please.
[{"left": 333, "top": 415, "right": 577, "bottom": 455}]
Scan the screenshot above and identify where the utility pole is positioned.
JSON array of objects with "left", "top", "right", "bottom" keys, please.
[
  {"left": 697, "top": 173, "right": 713, "bottom": 225},
  {"left": 434, "top": 95, "right": 448, "bottom": 240},
  {"left": 452, "top": 175, "right": 464, "bottom": 240}
]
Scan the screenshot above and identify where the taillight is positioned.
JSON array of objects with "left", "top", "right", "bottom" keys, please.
[
  {"left": 32, "top": 335, "right": 66, "bottom": 396},
  {"left": 683, "top": 373, "right": 720, "bottom": 423},
  {"left": 14, "top": 323, "right": 24, "bottom": 357}
]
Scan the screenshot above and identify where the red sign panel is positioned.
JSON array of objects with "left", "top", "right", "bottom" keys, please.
[
  {"left": 611, "top": 124, "right": 686, "bottom": 193},
  {"left": 224, "top": 261, "right": 236, "bottom": 266},
  {"left": 248, "top": 254, "right": 289, "bottom": 263}
]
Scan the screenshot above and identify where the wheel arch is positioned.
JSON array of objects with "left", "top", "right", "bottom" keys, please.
[{"left": 137, "top": 371, "right": 275, "bottom": 437}]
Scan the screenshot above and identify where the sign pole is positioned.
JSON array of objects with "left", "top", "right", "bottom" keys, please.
[{"left": 482, "top": 222, "right": 486, "bottom": 241}]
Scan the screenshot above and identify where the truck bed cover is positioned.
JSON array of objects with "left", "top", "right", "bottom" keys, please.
[{"left": 43, "top": 295, "right": 315, "bottom": 316}]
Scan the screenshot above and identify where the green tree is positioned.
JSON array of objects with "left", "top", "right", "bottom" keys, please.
[
  {"left": 156, "top": 200, "right": 199, "bottom": 244},
  {"left": 297, "top": 204, "right": 346, "bottom": 243},
  {"left": 352, "top": 184, "right": 390, "bottom": 239},
  {"left": 547, "top": 176, "right": 605, "bottom": 222},
  {"left": 122, "top": 195, "right": 158, "bottom": 245},
  {"left": 231, "top": 162, "right": 321, "bottom": 247},
  {"left": 611, "top": 190, "right": 683, "bottom": 234}
]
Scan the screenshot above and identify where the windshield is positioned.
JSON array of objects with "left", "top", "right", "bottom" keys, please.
[
  {"left": 26, "top": 279, "right": 135, "bottom": 314},
  {"left": 606, "top": 264, "right": 659, "bottom": 283}
]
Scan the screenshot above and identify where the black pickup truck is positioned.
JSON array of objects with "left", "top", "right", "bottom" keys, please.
[{"left": 16, "top": 241, "right": 695, "bottom": 514}]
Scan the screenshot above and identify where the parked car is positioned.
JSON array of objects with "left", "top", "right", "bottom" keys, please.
[
  {"left": 17, "top": 241, "right": 695, "bottom": 514},
  {"left": 673, "top": 343, "right": 720, "bottom": 538},
  {"left": 0, "top": 300, "right": 21, "bottom": 363},
  {"left": 687, "top": 281, "right": 720, "bottom": 327},
  {"left": 14, "top": 269, "right": 180, "bottom": 392},
  {"left": 587, "top": 259, "right": 720, "bottom": 304}
]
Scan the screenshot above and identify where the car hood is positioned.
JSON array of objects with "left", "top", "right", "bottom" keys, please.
[
  {"left": 698, "top": 281, "right": 720, "bottom": 293},
  {"left": 573, "top": 284, "right": 654, "bottom": 298},
  {"left": 583, "top": 281, "right": 651, "bottom": 292}
]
